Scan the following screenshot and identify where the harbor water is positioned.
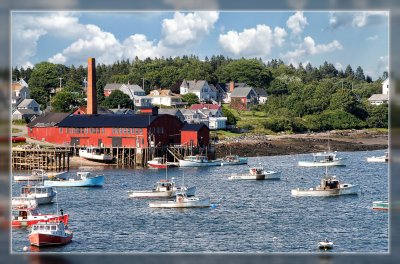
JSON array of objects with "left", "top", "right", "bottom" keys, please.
[{"left": 12, "top": 149, "right": 388, "bottom": 253}]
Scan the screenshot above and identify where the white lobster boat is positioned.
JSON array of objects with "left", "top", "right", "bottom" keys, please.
[
  {"left": 79, "top": 146, "right": 113, "bottom": 163},
  {"left": 298, "top": 152, "right": 346, "bottom": 167},
  {"left": 128, "top": 179, "right": 196, "bottom": 198},
  {"left": 11, "top": 197, "right": 38, "bottom": 208},
  {"left": 291, "top": 169, "right": 359, "bottom": 197},
  {"left": 221, "top": 155, "right": 248, "bottom": 166},
  {"left": 228, "top": 167, "right": 281, "bottom": 180},
  {"left": 149, "top": 190, "right": 210, "bottom": 208},
  {"left": 20, "top": 185, "right": 57, "bottom": 205},
  {"left": 14, "top": 169, "right": 67, "bottom": 181},
  {"left": 318, "top": 239, "right": 334, "bottom": 250},
  {"left": 367, "top": 152, "right": 388, "bottom": 163},
  {"left": 178, "top": 155, "right": 222, "bottom": 167}
]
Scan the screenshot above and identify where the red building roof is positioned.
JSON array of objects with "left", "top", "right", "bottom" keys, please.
[{"left": 190, "top": 104, "right": 220, "bottom": 110}]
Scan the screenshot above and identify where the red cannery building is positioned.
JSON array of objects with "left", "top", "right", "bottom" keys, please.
[
  {"left": 180, "top": 123, "right": 210, "bottom": 147},
  {"left": 28, "top": 112, "right": 183, "bottom": 148}
]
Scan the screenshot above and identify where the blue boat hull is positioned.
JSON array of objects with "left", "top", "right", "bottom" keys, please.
[{"left": 44, "top": 176, "right": 104, "bottom": 187}]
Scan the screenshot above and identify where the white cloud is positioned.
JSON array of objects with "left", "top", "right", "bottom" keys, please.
[
  {"left": 48, "top": 53, "right": 67, "bottom": 64},
  {"left": 329, "top": 11, "right": 388, "bottom": 29},
  {"left": 218, "top": 24, "right": 287, "bottom": 57},
  {"left": 161, "top": 11, "right": 219, "bottom": 48},
  {"left": 335, "top": 62, "right": 343, "bottom": 71},
  {"left": 283, "top": 36, "right": 342, "bottom": 64},
  {"left": 286, "top": 11, "right": 308, "bottom": 36},
  {"left": 13, "top": 11, "right": 220, "bottom": 67},
  {"left": 366, "top": 35, "right": 378, "bottom": 41}
]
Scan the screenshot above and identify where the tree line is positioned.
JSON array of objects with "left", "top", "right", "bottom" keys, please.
[{"left": 12, "top": 55, "right": 388, "bottom": 131}]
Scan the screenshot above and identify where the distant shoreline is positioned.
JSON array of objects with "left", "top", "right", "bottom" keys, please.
[{"left": 215, "top": 130, "right": 388, "bottom": 158}]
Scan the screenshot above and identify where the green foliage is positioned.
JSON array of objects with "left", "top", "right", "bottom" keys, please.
[
  {"left": 367, "top": 104, "right": 388, "bottom": 128},
  {"left": 263, "top": 117, "right": 292, "bottom": 132},
  {"left": 221, "top": 107, "right": 238, "bottom": 125},
  {"left": 101, "top": 90, "right": 133, "bottom": 109},
  {"left": 51, "top": 91, "right": 85, "bottom": 112},
  {"left": 181, "top": 93, "right": 199, "bottom": 106},
  {"left": 304, "top": 110, "right": 366, "bottom": 131}
]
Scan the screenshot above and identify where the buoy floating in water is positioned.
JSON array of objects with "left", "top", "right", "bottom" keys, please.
[
  {"left": 210, "top": 204, "right": 218, "bottom": 208},
  {"left": 23, "top": 246, "right": 28, "bottom": 251}
]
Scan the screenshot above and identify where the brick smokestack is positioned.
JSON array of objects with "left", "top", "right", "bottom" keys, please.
[{"left": 87, "top": 57, "right": 97, "bottom": 114}]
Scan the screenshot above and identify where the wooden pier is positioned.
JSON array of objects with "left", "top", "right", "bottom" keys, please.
[
  {"left": 13, "top": 144, "right": 216, "bottom": 170},
  {"left": 12, "top": 147, "right": 70, "bottom": 171}
]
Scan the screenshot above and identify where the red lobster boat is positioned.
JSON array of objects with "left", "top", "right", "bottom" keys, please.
[
  {"left": 147, "top": 157, "right": 177, "bottom": 169},
  {"left": 12, "top": 205, "right": 69, "bottom": 228},
  {"left": 12, "top": 136, "right": 26, "bottom": 143},
  {"left": 29, "top": 221, "right": 73, "bottom": 247}
]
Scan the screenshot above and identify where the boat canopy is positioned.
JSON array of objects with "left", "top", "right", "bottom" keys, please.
[{"left": 312, "top": 152, "right": 336, "bottom": 157}]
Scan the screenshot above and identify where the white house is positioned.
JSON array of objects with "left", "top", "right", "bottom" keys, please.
[
  {"left": 120, "top": 84, "right": 146, "bottom": 99},
  {"left": 254, "top": 88, "right": 268, "bottom": 104},
  {"left": 368, "top": 94, "right": 389, "bottom": 105},
  {"left": 12, "top": 109, "right": 37, "bottom": 121},
  {"left": 180, "top": 80, "right": 217, "bottom": 102},
  {"left": 180, "top": 108, "right": 227, "bottom": 130},
  {"left": 12, "top": 79, "right": 30, "bottom": 109},
  {"left": 149, "top": 89, "right": 186, "bottom": 107},
  {"left": 17, "top": 99, "right": 41, "bottom": 114},
  {"left": 382, "top": 78, "right": 389, "bottom": 95},
  {"left": 133, "top": 95, "right": 152, "bottom": 107}
]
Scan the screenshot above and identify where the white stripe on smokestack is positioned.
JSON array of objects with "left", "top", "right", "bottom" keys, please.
[{"left": 87, "top": 57, "right": 97, "bottom": 115}]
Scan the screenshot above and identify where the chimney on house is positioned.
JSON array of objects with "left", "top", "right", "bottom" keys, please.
[
  {"left": 87, "top": 57, "right": 97, "bottom": 114},
  {"left": 229, "top": 81, "right": 234, "bottom": 92}
]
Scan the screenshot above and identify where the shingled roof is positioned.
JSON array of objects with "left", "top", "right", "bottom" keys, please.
[
  {"left": 28, "top": 112, "right": 70, "bottom": 127},
  {"left": 57, "top": 114, "right": 160, "bottom": 128}
]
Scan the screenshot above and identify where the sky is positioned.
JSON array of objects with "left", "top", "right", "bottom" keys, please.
[{"left": 11, "top": 11, "right": 388, "bottom": 80}]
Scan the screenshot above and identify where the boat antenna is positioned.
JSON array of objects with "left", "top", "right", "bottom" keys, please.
[
  {"left": 55, "top": 187, "right": 59, "bottom": 216},
  {"left": 165, "top": 157, "right": 168, "bottom": 180}
]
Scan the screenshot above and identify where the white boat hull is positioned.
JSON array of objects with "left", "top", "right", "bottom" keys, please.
[
  {"left": 229, "top": 171, "right": 281, "bottom": 180},
  {"left": 79, "top": 150, "right": 113, "bottom": 162},
  {"left": 149, "top": 198, "right": 210, "bottom": 208},
  {"left": 291, "top": 184, "right": 359, "bottom": 197},
  {"left": 318, "top": 242, "right": 333, "bottom": 250},
  {"left": 367, "top": 156, "right": 387, "bottom": 163},
  {"left": 178, "top": 160, "right": 222, "bottom": 167},
  {"left": 129, "top": 186, "right": 196, "bottom": 198},
  {"left": 298, "top": 160, "right": 345, "bottom": 167},
  {"left": 14, "top": 175, "right": 49, "bottom": 181}
]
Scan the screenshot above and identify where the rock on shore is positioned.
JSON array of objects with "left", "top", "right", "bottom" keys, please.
[{"left": 215, "top": 132, "right": 387, "bottom": 158}]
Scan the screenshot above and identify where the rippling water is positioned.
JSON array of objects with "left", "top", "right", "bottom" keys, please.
[{"left": 12, "top": 149, "right": 388, "bottom": 253}]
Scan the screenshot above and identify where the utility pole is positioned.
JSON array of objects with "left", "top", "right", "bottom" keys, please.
[
  {"left": 58, "top": 77, "right": 63, "bottom": 89},
  {"left": 142, "top": 78, "right": 145, "bottom": 90}
]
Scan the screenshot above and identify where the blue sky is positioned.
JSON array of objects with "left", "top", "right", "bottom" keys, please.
[{"left": 12, "top": 11, "right": 388, "bottom": 80}]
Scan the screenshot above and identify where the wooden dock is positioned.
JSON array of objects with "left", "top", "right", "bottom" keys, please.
[
  {"left": 12, "top": 146, "right": 70, "bottom": 171},
  {"left": 13, "top": 144, "right": 216, "bottom": 170}
]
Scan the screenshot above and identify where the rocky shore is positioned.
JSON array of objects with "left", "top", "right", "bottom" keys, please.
[{"left": 215, "top": 130, "right": 388, "bottom": 158}]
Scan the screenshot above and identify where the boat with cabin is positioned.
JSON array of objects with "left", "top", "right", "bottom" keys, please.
[
  {"left": 12, "top": 206, "right": 69, "bottom": 228},
  {"left": 11, "top": 197, "right": 38, "bottom": 208},
  {"left": 298, "top": 152, "right": 345, "bottom": 167},
  {"left": 20, "top": 185, "right": 57, "bottom": 205},
  {"left": 291, "top": 168, "right": 359, "bottom": 197},
  {"left": 14, "top": 169, "right": 67, "bottom": 181},
  {"left": 221, "top": 155, "right": 248, "bottom": 166},
  {"left": 149, "top": 189, "right": 210, "bottom": 208},
  {"left": 44, "top": 171, "right": 104, "bottom": 187},
  {"left": 29, "top": 221, "right": 73, "bottom": 247},
  {"left": 79, "top": 146, "right": 113, "bottom": 163},
  {"left": 372, "top": 201, "right": 388, "bottom": 210},
  {"left": 318, "top": 239, "right": 334, "bottom": 250},
  {"left": 178, "top": 155, "right": 222, "bottom": 167},
  {"left": 147, "top": 157, "right": 178, "bottom": 169},
  {"left": 367, "top": 152, "right": 389, "bottom": 163},
  {"left": 128, "top": 179, "right": 196, "bottom": 198},
  {"left": 228, "top": 167, "right": 281, "bottom": 180}
]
